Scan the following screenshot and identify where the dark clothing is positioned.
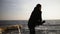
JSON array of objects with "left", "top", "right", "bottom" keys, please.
[
  {"left": 28, "top": 7, "right": 42, "bottom": 27},
  {"left": 28, "top": 5, "right": 45, "bottom": 34}
]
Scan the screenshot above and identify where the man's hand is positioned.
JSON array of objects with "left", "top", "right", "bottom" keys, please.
[{"left": 42, "top": 20, "right": 45, "bottom": 23}]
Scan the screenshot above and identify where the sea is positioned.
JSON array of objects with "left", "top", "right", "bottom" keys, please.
[{"left": 0, "top": 20, "right": 60, "bottom": 34}]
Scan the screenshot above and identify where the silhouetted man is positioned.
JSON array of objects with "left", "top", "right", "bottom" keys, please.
[{"left": 28, "top": 4, "right": 45, "bottom": 34}]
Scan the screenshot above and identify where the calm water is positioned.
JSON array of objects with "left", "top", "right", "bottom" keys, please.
[
  {"left": 0, "top": 20, "right": 60, "bottom": 26},
  {"left": 0, "top": 20, "right": 60, "bottom": 34}
]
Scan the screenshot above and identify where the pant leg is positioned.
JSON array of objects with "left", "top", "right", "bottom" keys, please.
[
  {"left": 28, "top": 24, "right": 35, "bottom": 34},
  {"left": 29, "top": 27, "right": 35, "bottom": 34}
]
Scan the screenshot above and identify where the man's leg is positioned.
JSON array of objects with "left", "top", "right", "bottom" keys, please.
[
  {"left": 29, "top": 27, "right": 35, "bottom": 34},
  {"left": 28, "top": 24, "right": 35, "bottom": 34}
]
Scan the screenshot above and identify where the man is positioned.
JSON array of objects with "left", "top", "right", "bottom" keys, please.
[{"left": 28, "top": 4, "right": 45, "bottom": 34}]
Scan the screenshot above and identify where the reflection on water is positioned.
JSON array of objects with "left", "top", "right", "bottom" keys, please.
[
  {"left": 1, "top": 29, "right": 60, "bottom": 34},
  {"left": 0, "top": 20, "right": 60, "bottom": 34},
  {"left": 1, "top": 25, "right": 60, "bottom": 34}
]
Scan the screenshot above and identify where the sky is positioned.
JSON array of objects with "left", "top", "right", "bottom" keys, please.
[{"left": 0, "top": 0, "right": 60, "bottom": 20}]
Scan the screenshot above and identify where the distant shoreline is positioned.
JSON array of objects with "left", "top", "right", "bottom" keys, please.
[{"left": 0, "top": 19, "right": 60, "bottom": 21}]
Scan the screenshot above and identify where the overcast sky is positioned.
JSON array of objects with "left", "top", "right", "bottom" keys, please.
[{"left": 0, "top": 0, "right": 60, "bottom": 20}]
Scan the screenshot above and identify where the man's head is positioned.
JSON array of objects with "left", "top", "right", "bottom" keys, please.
[
  {"left": 36, "top": 4, "right": 41, "bottom": 7},
  {"left": 36, "top": 4, "right": 41, "bottom": 10}
]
